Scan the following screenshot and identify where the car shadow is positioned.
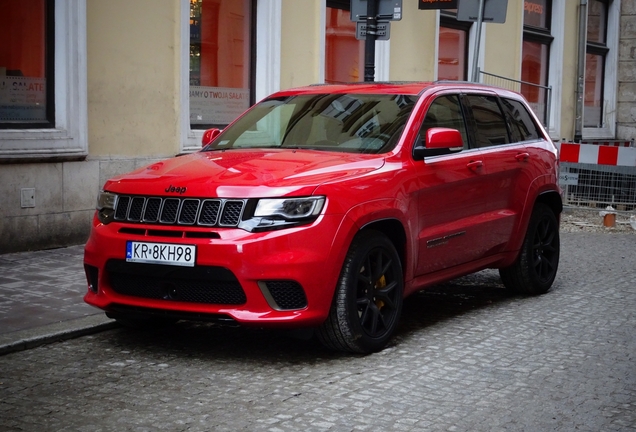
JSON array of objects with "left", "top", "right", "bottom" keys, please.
[
  {"left": 104, "top": 269, "right": 522, "bottom": 363},
  {"left": 394, "top": 268, "right": 517, "bottom": 344}
]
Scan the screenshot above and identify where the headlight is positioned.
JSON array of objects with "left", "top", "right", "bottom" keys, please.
[
  {"left": 97, "top": 191, "right": 118, "bottom": 210},
  {"left": 96, "top": 191, "right": 118, "bottom": 224},
  {"left": 254, "top": 197, "right": 325, "bottom": 219}
]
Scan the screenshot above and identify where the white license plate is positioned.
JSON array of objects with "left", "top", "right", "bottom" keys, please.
[{"left": 126, "top": 241, "right": 196, "bottom": 267}]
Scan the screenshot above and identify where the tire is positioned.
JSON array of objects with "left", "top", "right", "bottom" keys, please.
[
  {"left": 499, "top": 203, "right": 560, "bottom": 295},
  {"left": 317, "top": 230, "right": 403, "bottom": 353}
]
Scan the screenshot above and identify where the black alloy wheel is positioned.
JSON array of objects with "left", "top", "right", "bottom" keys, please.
[
  {"left": 317, "top": 230, "right": 403, "bottom": 353},
  {"left": 500, "top": 203, "right": 560, "bottom": 295},
  {"left": 532, "top": 210, "right": 560, "bottom": 284}
]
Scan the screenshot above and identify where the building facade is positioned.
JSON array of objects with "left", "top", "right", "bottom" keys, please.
[{"left": 0, "top": 0, "right": 632, "bottom": 254}]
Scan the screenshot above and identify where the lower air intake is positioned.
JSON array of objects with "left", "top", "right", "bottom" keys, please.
[
  {"left": 260, "top": 280, "right": 307, "bottom": 310},
  {"left": 106, "top": 260, "right": 247, "bottom": 305}
]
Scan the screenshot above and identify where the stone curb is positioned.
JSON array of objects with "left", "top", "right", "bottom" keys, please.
[{"left": 0, "top": 314, "right": 119, "bottom": 356}]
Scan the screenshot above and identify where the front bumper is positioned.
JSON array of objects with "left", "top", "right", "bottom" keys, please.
[{"left": 83, "top": 213, "right": 349, "bottom": 327}]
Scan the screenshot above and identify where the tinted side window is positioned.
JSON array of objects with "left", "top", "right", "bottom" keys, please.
[
  {"left": 465, "top": 95, "right": 510, "bottom": 148},
  {"left": 419, "top": 95, "right": 469, "bottom": 150},
  {"left": 501, "top": 98, "right": 540, "bottom": 142}
]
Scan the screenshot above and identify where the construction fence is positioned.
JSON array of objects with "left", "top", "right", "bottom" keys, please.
[{"left": 557, "top": 141, "right": 636, "bottom": 211}]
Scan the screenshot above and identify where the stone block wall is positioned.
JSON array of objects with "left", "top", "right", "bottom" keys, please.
[
  {"left": 0, "top": 157, "right": 164, "bottom": 254},
  {"left": 618, "top": 2, "right": 636, "bottom": 139}
]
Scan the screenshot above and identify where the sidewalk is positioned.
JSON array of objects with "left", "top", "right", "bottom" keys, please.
[{"left": 0, "top": 244, "right": 117, "bottom": 355}]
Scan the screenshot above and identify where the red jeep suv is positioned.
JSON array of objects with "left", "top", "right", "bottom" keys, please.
[{"left": 84, "top": 82, "right": 561, "bottom": 353}]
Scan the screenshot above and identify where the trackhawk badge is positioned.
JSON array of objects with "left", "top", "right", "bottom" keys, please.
[{"left": 165, "top": 185, "right": 187, "bottom": 194}]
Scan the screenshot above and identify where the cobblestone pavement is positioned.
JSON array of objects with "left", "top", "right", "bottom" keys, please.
[
  {"left": 0, "top": 245, "right": 98, "bottom": 334},
  {"left": 1, "top": 232, "right": 635, "bottom": 431}
]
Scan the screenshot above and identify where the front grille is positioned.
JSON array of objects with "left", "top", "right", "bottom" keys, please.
[
  {"left": 262, "top": 280, "right": 307, "bottom": 310},
  {"left": 114, "top": 195, "right": 246, "bottom": 228},
  {"left": 106, "top": 260, "right": 247, "bottom": 305}
]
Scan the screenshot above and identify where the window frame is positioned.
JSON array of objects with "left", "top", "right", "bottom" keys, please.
[
  {"left": 437, "top": 11, "right": 471, "bottom": 81},
  {"left": 188, "top": 0, "right": 257, "bottom": 131},
  {"left": 582, "top": 0, "right": 618, "bottom": 139},
  {"left": 180, "top": 0, "right": 281, "bottom": 152},
  {"left": 0, "top": 0, "right": 56, "bottom": 129},
  {"left": 521, "top": 0, "right": 553, "bottom": 129},
  {"left": 435, "top": 10, "right": 478, "bottom": 82},
  {"left": 0, "top": 0, "right": 87, "bottom": 162}
]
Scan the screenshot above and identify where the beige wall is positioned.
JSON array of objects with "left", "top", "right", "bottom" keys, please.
[
  {"left": 483, "top": 2, "right": 522, "bottom": 80},
  {"left": 280, "top": 0, "right": 323, "bottom": 89},
  {"left": 390, "top": 4, "right": 437, "bottom": 81},
  {"left": 87, "top": 0, "right": 180, "bottom": 158},
  {"left": 557, "top": 1, "right": 580, "bottom": 141}
]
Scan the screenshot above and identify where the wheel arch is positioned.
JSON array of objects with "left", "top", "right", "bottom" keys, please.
[
  {"left": 535, "top": 190, "right": 563, "bottom": 217},
  {"left": 359, "top": 218, "right": 407, "bottom": 275},
  {"left": 501, "top": 187, "right": 562, "bottom": 267}
]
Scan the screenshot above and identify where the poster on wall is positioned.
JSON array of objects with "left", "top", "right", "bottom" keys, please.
[
  {"left": 0, "top": 76, "right": 46, "bottom": 122},
  {"left": 190, "top": 86, "right": 250, "bottom": 126}
]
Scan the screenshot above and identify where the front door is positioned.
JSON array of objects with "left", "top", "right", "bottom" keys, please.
[{"left": 413, "top": 94, "right": 491, "bottom": 276}]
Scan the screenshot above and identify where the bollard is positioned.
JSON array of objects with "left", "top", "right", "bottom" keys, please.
[{"left": 600, "top": 206, "right": 617, "bottom": 228}]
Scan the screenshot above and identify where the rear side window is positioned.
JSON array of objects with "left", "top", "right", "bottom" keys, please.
[
  {"left": 465, "top": 95, "right": 510, "bottom": 148},
  {"left": 501, "top": 98, "right": 541, "bottom": 142}
]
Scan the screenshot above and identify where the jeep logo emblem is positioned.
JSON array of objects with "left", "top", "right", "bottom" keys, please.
[{"left": 165, "top": 185, "right": 187, "bottom": 194}]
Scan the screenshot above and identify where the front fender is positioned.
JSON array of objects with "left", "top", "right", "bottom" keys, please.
[{"left": 338, "top": 198, "right": 415, "bottom": 282}]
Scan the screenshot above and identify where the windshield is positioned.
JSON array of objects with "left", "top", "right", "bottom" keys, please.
[{"left": 203, "top": 93, "right": 418, "bottom": 154}]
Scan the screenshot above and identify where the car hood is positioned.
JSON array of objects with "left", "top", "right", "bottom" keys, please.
[{"left": 103, "top": 149, "right": 385, "bottom": 198}]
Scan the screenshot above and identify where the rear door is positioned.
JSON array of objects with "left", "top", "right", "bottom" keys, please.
[{"left": 462, "top": 94, "right": 535, "bottom": 256}]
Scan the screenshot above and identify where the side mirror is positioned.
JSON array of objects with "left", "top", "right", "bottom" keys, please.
[
  {"left": 202, "top": 128, "right": 222, "bottom": 147},
  {"left": 413, "top": 127, "right": 463, "bottom": 160},
  {"left": 425, "top": 127, "right": 463, "bottom": 149}
]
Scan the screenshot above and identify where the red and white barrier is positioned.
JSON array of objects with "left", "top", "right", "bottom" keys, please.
[
  {"left": 557, "top": 142, "right": 636, "bottom": 167},
  {"left": 581, "top": 140, "right": 633, "bottom": 147}
]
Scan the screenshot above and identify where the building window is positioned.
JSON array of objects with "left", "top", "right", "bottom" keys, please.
[
  {"left": 325, "top": 0, "right": 364, "bottom": 84},
  {"left": 0, "top": 0, "right": 87, "bottom": 161},
  {"left": 0, "top": 0, "right": 54, "bottom": 129},
  {"left": 438, "top": 11, "right": 470, "bottom": 81},
  {"left": 584, "top": 0, "right": 609, "bottom": 128},
  {"left": 189, "top": 0, "right": 255, "bottom": 129},
  {"left": 521, "top": 0, "right": 552, "bottom": 125}
]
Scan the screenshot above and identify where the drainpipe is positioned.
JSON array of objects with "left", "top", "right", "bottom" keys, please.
[{"left": 574, "top": 0, "right": 587, "bottom": 143}]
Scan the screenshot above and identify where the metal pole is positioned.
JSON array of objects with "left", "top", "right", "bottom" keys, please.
[
  {"left": 364, "top": 0, "right": 378, "bottom": 82},
  {"left": 470, "top": 0, "right": 485, "bottom": 82}
]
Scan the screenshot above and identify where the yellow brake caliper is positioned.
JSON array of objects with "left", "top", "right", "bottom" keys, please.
[{"left": 375, "top": 275, "right": 386, "bottom": 310}]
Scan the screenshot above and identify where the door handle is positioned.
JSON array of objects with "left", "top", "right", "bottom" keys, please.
[
  {"left": 515, "top": 152, "right": 530, "bottom": 161},
  {"left": 467, "top": 160, "right": 483, "bottom": 170}
]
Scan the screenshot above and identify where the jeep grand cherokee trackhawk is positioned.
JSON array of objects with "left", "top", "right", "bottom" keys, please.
[{"left": 84, "top": 82, "right": 562, "bottom": 353}]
